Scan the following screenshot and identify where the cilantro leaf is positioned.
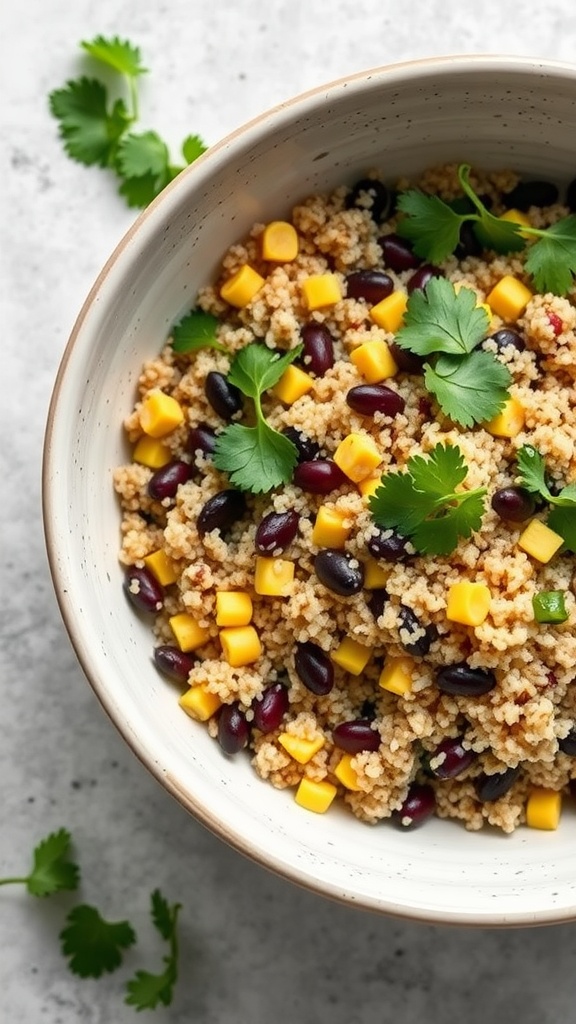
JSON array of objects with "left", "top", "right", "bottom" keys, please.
[
  {"left": 227, "top": 343, "right": 302, "bottom": 398},
  {"left": 395, "top": 277, "right": 490, "bottom": 356},
  {"left": 214, "top": 420, "right": 299, "bottom": 493},
  {"left": 424, "top": 350, "right": 511, "bottom": 427},
  {"left": 125, "top": 890, "right": 181, "bottom": 1011},
  {"left": 171, "top": 310, "right": 225, "bottom": 353},
  {"left": 0, "top": 828, "right": 80, "bottom": 896},
  {"left": 182, "top": 134, "right": 208, "bottom": 164},
  {"left": 116, "top": 131, "right": 169, "bottom": 179},
  {"left": 524, "top": 215, "right": 576, "bottom": 296},
  {"left": 49, "top": 79, "right": 130, "bottom": 167},
  {"left": 516, "top": 446, "right": 576, "bottom": 508},
  {"left": 150, "top": 888, "right": 174, "bottom": 941},
  {"left": 548, "top": 506, "right": 576, "bottom": 552},
  {"left": 395, "top": 190, "right": 464, "bottom": 264},
  {"left": 458, "top": 164, "right": 526, "bottom": 255},
  {"left": 81, "top": 35, "right": 148, "bottom": 78},
  {"left": 369, "top": 443, "right": 486, "bottom": 556},
  {"left": 60, "top": 904, "right": 136, "bottom": 978},
  {"left": 118, "top": 173, "right": 163, "bottom": 208}
]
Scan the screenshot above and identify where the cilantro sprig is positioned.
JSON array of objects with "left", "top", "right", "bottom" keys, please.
[
  {"left": 171, "top": 309, "right": 226, "bottom": 354},
  {"left": 125, "top": 890, "right": 181, "bottom": 1011},
  {"left": 60, "top": 904, "right": 136, "bottom": 978},
  {"left": 369, "top": 443, "right": 486, "bottom": 555},
  {"left": 49, "top": 35, "right": 207, "bottom": 208},
  {"left": 0, "top": 827, "right": 80, "bottom": 896},
  {"left": 394, "top": 277, "right": 511, "bottom": 426},
  {"left": 213, "top": 343, "right": 303, "bottom": 493},
  {"left": 396, "top": 163, "right": 576, "bottom": 296},
  {"left": 516, "top": 445, "right": 576, "bottom": 551}
]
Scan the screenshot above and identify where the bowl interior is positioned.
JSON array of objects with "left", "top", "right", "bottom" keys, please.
[{"left": 44, "top": 56, "right": 576, "bottom": 925}]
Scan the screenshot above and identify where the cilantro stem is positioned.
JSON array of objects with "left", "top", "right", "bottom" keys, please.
[
  {"left": 128, "top": 74, "right": 139, "bottom": 123},
  {"left": 0, "top": 876, "right": 28, "bottom": 886},
  {"left": 431, "top": 485, "right": 487, "bottom": 508}
]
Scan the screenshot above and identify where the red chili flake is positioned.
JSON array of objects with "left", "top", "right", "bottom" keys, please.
[
  {"left": 547, "top": 311, "right": 563, "bottom": 336},
  {"left": 418, "top": 397, "right": 432, "bottom": 417}
]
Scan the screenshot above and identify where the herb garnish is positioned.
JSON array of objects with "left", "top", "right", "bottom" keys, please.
[
  {"left": 369, "top": 442, "right": 486, "bottom": 555},
  {"left": 125, "top": 890, "right": 182, "bottom": 1010},
  {"left": 516, "top": 445, "right": 576, "bottom": 551},
  {"left": 49, "top": 35, "right": 207, "bottom": 208},
  {"left": 396, "top": 163, "right": 576, "bottom": 296},
  {"left": 171, "top": 310, "right": 225, "bottom": 354},
  {"left": 213, "top": 343, "right": 302, "bottom": 493},
  {"left": 0, "top": 827, "right": 80, "bottom": 896},
  {"left": 394, "top": 277, "right": 511, "bottom": 426},
  {"left": 60, "top": 904, "right": 137, "bottom": 978}
]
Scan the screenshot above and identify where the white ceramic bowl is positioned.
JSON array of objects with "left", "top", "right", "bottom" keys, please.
[{"left": 43, "top": 55, "right": 576, "bottom": 926}]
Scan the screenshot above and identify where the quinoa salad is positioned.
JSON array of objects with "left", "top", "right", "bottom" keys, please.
[{"left": 114, "top": 163, "right": 576, "bottom": 834}]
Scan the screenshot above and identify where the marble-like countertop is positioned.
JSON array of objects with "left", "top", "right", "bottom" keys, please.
[{"left": 2, "top": 1, "right": 575, "bottom": 1021}]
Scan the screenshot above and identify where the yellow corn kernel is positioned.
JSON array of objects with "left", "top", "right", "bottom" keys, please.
[
  {"left": 272, "top": 364, "right": 314, "bottom": 405},
  {"left": 219, "top": 625, "right": 262, "bottom": 667},
  {"left": 169, "top": 613, "right": 209, "bottom": 652},
  {"left": 369, "top": 290, "right": 408, "bottom": 333},
  {"left": 350, "top": 340, "right": 399, "bottom": 383},
  {"left": 311, "top": 506, "right": 350, "bottom": 549},
  {"left": 220, "top": 264, "right": 265, "bottom": 308},
  {"left": 179, "top": 685, "right": 221, "bottom": 722},
  {"left": 301, "top": 273, "right": 342, "bottom": 310},
  {"left": 379, "top": 656, "right": 414, "bottom": 696},
  {"left": 143, "top": 549, "right": 179, "bottom": 586},
  {"left": 254, "top": 557, "right": 295, "bottom": 597},
  {"left": 140, "top": 390, "right": 184, "bottom": 438},
  {"left": 526, "top": 787, "right": 562, "bottom": 830},
  {"left": 358, "top": 474, "right": 382, "bottom": 499},
  {"left": 294, "top": 777, "right": 337, "bottom": 813},
  {"left": 132, "top": 436, "right": 172, "bottom": 469},
  {"left": 331, "top": 637, "right": 372, "bottom": 676},
  {"left": 483, "top": 396, "right": 525, "bottom": 438},
  {"left": 499, "top": 208, "right": 532, "bottom": 238},
  {"left": 363, "top": 558, "right": 389, "bottom": 589},
  {"left": 215, "top": 591, "right": 253, "bottom": 627},
  {"left": 517, "top": 520, "right": 564, "bottom": 563},
  {"left": 278, "top": 732, "right": 325, "bottom": 764},
  {"left": 334, "top": 753, "right": 363, "bottom": 791},
  {"left": 487, "top": 275, "right": 533, "bottom": 322},
  {"left": 446, "top": 581, "right": 492, "bottom": 627},
  {"left": 261, "top": 220, "right": 299, "bottom": 262},
  {"left": 333, "top": 432, "right": 382, "bottom": 483}
]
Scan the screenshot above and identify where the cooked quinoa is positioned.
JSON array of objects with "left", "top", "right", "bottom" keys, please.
[{"left": 114, "top": 163, "right": 576, "bottom": 834}]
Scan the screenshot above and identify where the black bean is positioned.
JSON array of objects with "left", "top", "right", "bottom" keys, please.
[
  {"left": 427, "top": 737, "right": 477, "bottom": 779},
  {"left": 217, "top": 702, "right": 250, "bottom": 754},
  {"left": 455, "top": 220, "right": 484, "bottom": 258},
  {"left": 559, "top": 726, "right": 576, "bottom": 756},
  {"left": 333, "top": 719, "right": 380, "bottom": 753},
  {"left": 502, "top": 180, "right": 559, "bottom": 211},
  {"left": 378, "top": 233, "right": 421, "bottom": 272},
  {"left": 367, "top": 588, "right": 389, "bottom": 620},
  {"left": 293, "top": 459, "right": 347, "bottom": 494},
  {"left": 345, "top": 178, "right": 391, "bottom": 222},
  {"left": 475, "top": 765, "right": 521, "bottom": 801},
  {"left": 345, "top": 270, "right": 394, "bottom": 305},
  {"left": 393, "top": 783, "right": 436, "bottom": 829},
  {"left": 294, "top": 641, "right": 334, "bottom": 695},
  {"left": 387, "top": 341, "right": 426, "bottom": 375},
  {"left": 188, "top": 423, "right": 218, "bottom": 457},
  {"left": 367, "top": 529, "right": 413, "bottom": 563},
  {"left": 153, "top": 645, "right": 196, "bottom": 681},
  {"left": 281, "top": 427, "right": 321, "bottom": 463},
  {"left": 123, "top": 566, "right": 164, "bottom": 613},
  {"left": 300, "top": 322, "right": 335, "bottom": 377},
  {"left": 491, "top": 486, "right": 536, "bottom": 523},
  {"left": 407, "top": 264, "right": 443, "bottom": 294},
  {"left": 314, "top": 549, "right": 364, "bottom": 596},
  {"left": 197, "top": 489, "right": 246, "bottom": 536},
  {"left": 346, "top": 383, "right": 405, "bottom": 418},
  {"left": 567, "top": 178, "right": 576, "bottom": 213},
  {"left": 255, "top": 510, "right": 300, "bottom": 554},
  {"left": 486, "top": 329, "right": 525, "bottom": 354},
  {"left": 252, "top": 683, "right": 289, "bottom": 733},
  {"left": 397, "top": 606, "right": 437, "bottom": 657},
  {"left": 148, "top": 460, "right": 191, "bottom": 501},
  {"left": 436, "top": 663, "right": 497, "bottom": 697},
  {"left": 205, "top": 371, "right": 243, "bottom": 421}
]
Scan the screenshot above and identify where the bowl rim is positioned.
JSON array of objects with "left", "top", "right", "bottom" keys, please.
[{"left": 43, "top": 53, "right": 576, "bottom": 927}]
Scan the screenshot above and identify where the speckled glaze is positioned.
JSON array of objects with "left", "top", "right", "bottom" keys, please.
[{"left": 43, "top": 56, "right": 576, "bottom": 926}]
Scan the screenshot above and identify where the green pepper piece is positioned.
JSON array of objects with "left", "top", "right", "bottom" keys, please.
[{"left": 532, "top": 590, "right": 569, "bottom": 624}]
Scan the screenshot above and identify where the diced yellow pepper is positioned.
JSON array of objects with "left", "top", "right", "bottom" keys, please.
[
  {"left": 369, "top": 290, "right": 408, "bottom": 333},
  {"left": 487, "top": 275, "right": 533, "bottom": 322},
  {"left": 334, "top": 753, "right": 363, "bottom": 791},
  {"left": 517, "top": 520, "right": 564, "bottom": 563},
  {"left": 446, "top": 581, "right": 492, "bottom": 627},
  {"left": 350, "top": 340, "right": 399, "bottom": 383},
  {"left": 220, "top": 264, "right": 265, "bottom": 308},
  {"left": 379, "top": 656, "right": 414, "bottom": 696},
  {"left": 294, "top": 777, "right": 337, "bottom": 813},
  {"left": 261, "top": 221, "right": 299, "bottom": 262},
  {"left": 132, "top": 436, "right": 172, "bottom": 469},
  {"left": 169, "top": 613, "right": 209, "bottom": 652},
  {"left": 215, "top": 591, "right": 253, "bottom": 627},
  {"left": 219, "top": 625, "right": 262, "bottom": 667},
  {"left": 140, "top": 390, "right": 185, "bottom": 438},
  {"left": 301, "top": 273, "right": 342, "bottom": 310},
  {"left": 483, "top": 396, "right": 525, "bottom": 438},
  {"left": 333, "top": 432, "right": 382, "bottom": 483},
  {"left": 311, "top": 506, "right": 350, "bottom": 549},
  {"left": 143, "top": 549, "right": 179, "bottom": 586},
  {"left": 499, "top": 208, "right": 532, "bottom": 238},
  {"left": 278, "top": 732, "right": 325, "bottom": 764},
  {"left": 331, "top": 637, "right": 373, "bottom": 675},
  {"left": 363, "top": 558, "right": 389, "bottom": 589},
  {"left": 254, "top": 557, "right": 295, "bottom": 597},
  {"left": 272, "top": 364, "right": 314, "bottom": 404},
  {"left": 526, "top": 787, "right": 562, "bottom": 830},
  {"left": 179, "top": 685, "right": 222, "bottom": 722},
  {"left": 358, "top": 474, "right": 382, "bottom": 499}
]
